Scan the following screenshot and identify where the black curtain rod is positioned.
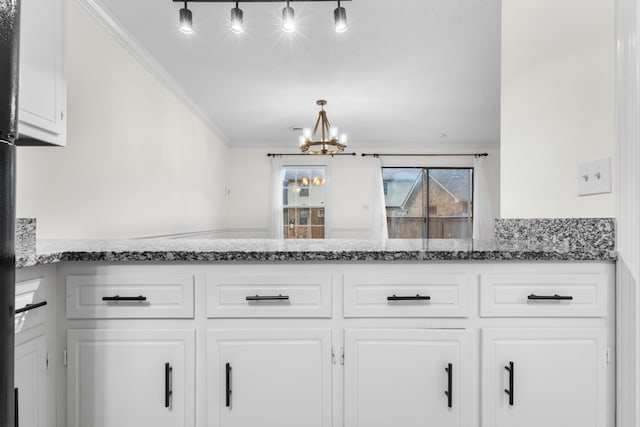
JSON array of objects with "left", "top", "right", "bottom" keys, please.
[
  {"left": 361, "top": 153, "right": 488, "bottom": 158},
  {"left": 267, "top": 153, "right": 357, "bottom": 157}
]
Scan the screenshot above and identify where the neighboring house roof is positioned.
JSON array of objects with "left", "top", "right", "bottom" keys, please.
[{"left": 383, "top": 169, "right": 471, "bottom": 209}]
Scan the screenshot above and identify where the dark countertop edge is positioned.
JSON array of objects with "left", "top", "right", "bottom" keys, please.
[{"left": 15, "top": 249, "right": 619, "bottom": 268}]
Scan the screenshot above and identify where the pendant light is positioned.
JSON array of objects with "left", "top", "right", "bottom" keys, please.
[
  {"left": 179, "top": 1, "right": 194, "bottom": 34},
  {"left": 334, "top": 0, "right": 348, "bottom": 33},
  {"left": 230, "top": 2, "right": 244, "bottom": 33},
  {"left": 282, "top": 0, "right": 295, "bottom": 33},
  {"left": 299, "top": 100, "right": 348, "bottom": 155}
]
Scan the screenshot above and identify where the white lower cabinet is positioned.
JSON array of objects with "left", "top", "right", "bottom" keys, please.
[
  {"left": 15, "top": 335, "right": 47, "bottom": 427},
  {"left": 482, "top": 328, "right": 607, "bottom": 427},
  {"left": 207, "top": 329, "right": 333, "bottom": 427},
  {"left": 344, "top": 329, "right": 470, "bottom": 427},
  {"left": 67, "top": 329, "right": 195, "bottom": 427}
]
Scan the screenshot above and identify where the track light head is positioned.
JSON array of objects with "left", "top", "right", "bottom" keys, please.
[
  {"left": 179, "top": 3, "right": 193, "bottom": 34},
  {"left": 230, "top": 4, "right": 244, "bottom": 34},
  {"left": 334, "top": 4, "right": 347, "bottom": 33},
  {"left": 282, "top": 3, "right": 295, "bottom": 33}
]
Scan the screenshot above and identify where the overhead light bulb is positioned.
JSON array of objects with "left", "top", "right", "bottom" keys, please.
[
  {"left": 339, "top": 133, "right": 348, "bottom": 146},
  {"left": 230, "top": 3, "right": 243, "bottom": 34},
  {"left": 302, "top": 128, "right": 312, "bottom": 140},
  {"left": 329, "top": 126, "right": 339, "bottom": 140},
  {"left": 282, "top": 1, "right": 295, "bottom": 33},
  {"left": 334, "top": 1, "right": 347, "bottom": 33},
  {"left": 179, "top": 2, "right": 194, "bottom": 35},
  {"left": 299, "top": 135, "right": 306, "bottom": 147}
]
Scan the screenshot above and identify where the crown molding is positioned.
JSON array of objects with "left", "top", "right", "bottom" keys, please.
[{"left": 74, "top": 0, "right": 230, "bottom": 145}]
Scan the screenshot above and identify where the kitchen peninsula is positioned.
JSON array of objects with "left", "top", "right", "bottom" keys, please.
[{"left": 14, "top": 219, "right": 617, "bottom": 427}]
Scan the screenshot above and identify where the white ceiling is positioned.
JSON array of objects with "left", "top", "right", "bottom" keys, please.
[{"left": 92, "top": 0, "right": 501, "bottom": 149}]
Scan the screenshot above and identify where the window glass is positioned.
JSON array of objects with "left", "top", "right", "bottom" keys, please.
[
  {"left": 283, "top": 167, "right": 326, "bottom": 239},
  {"left": 382, "top": 168, "right": 473, "bottom": 239}
]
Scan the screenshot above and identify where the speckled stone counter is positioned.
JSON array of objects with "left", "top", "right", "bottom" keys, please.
[{"left": 15, "top": 237, "right": 617, "bottom": 268}]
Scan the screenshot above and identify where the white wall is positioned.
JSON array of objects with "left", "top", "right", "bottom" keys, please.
[
  {"left": 16, "top": 0, "right": 229, "bottom": 239},
  {"left": 500, "top": 0, "right": 615, "bottom": 218},
  {"left": 226, "top": 146, "right": 500, "bottom": 239}
]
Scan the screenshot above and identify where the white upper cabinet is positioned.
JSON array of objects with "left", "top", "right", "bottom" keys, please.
[{"left": 17, "top": 0, "right": 66, "bottom": 146}]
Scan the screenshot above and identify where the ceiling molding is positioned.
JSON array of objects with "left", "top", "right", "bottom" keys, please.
[{"left": 75, "top": 0, "right": 231, "bottom": 145}]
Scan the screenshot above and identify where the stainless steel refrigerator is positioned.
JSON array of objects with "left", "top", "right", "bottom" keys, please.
[{"left": 0, "top": 0, "right": 19, "bottom": 425}]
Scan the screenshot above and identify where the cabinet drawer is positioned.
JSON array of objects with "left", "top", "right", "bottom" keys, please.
[
  {"left": 343, "top": 273, "right": 470, "bottom": 318},
  {"left": 66, "top": 274, "right": 195, "bottom": 319},
  {"left": 15, "top": 278, "right": 47, "bottom": 334},
  {"left": 479, "top": 274, "right": 607, "bottom": 317},
  {"left": 207, "top": 273, "right": 332, "bottom": 318}
]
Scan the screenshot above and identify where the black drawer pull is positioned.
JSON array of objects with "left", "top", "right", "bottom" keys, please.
[
  {"left": 226, "top": 362, "right": 232, "bottom": 408},
  {"left": 245, "top": 295, "right": 289, "bottom": 301},
  {"left": 102, "top": 295, "right": 147, "bottom": 302},
  {"left": 14, "top": 388, "right": 18, "bottom": 427},
  {"left": 504, "top": 361, "right": 514, "bottom": 406},
  {"left": 15, "top": 301, "right": 47, "bottom": 314},
  {"left": 445, "top": 363, "right": 453, "bottom": 408},
  {"left": 165, "top": 363, "right": 173, "bottom": 408},
  {"left": 387, "top": 294, "right": 431, "bottom": 301},
  {"left": 527, "top": 294, "right": 573, "bottom": 301}
]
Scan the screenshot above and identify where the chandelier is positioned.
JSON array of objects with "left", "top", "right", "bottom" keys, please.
[
  {"left": 176, "top": 0, "right": 349, "bottom": 35},
  {"left": 299, "top": 100, "right": 348, "bottom": 155}
]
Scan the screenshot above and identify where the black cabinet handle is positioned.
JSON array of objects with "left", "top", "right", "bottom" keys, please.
[
  {"left": 527, "top": 294, "right": 573, "bottom": 301},
  {"left": 14, "top": 301, "right": 47, "bottom": 314},
  {"left": 102, "top": 295, "right": 147, "bottom": 302},
  {"left": 245, "top": 295, "right": 289, "bottom": 301},
  {"left": 226, "top": 363, "right": 232, "bottom": 408},
  {"left": 14, "top": 388, "right": 18, "bottom": 427},
  {"left": 165, "top": 363, "right": 173, "bottom": 408},
  {"left": 504, "top": 361, "right": 514, "bottom": 406},
  {"left": 444, "top": 363, "right": 453, "bottom": 408},
  {"left": 387, "top": 294, "right": 431, "bottom": 301}
]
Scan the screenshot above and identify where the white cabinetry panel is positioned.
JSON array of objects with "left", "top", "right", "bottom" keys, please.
[
  {"left": 344, "top": 329, "right": 470, "bottom": 427},
  {"left": 480, "top": 274, "right": 607, "bottom": 317},
  {"left": 67, "top": 329, "right": 195, "bottom": 427},
  {"left": 482, "top": 328, "right": 607, "bottom": 427},
  {"left": 15, "top": 335, "right": 47, "bottom": 427},
  {"left": 66, "top": 274, "right": 195, "bottom": 319},
  {"left": 344, "top": 273, "right": 470, "bottom": 317},
  {"left": 15, "top": 277, "right": 46, "bottom": 334},
  {"left": 207, "top": 273, "right": 332, "bottom": 318},
  {"left": 17, "top": 0, "right": 66, "bottom": 145},
  {"left": 207, "top": 329, "right": 332, "bottom": 427}
]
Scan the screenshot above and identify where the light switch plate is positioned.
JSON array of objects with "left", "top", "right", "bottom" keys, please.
[{"left": 578, "top": 157, "right": 612, "bottom": 196}]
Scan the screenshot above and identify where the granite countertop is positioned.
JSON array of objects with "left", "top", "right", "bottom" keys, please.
[{"left": 15, "top": 238, "right": 618, "bottom": 268}]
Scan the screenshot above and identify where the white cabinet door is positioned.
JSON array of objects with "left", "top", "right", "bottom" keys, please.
[
  {"left": 15, "top": 335, "right": 47, "bottom": 427},
  {"left": 482, "top": 328, "right": 607, "bottom": 427},
  {"left": 344, "top": 329, "right": 471, "bottom": 427},
  {"left": 207, "top": 329, "right": 332, "bottom": 427},
  {"left": 67, "top": 329, "right": 195, "bottom": 427},
  {"left": 17, "top": 0, "right": 66, "bottom": 145}
]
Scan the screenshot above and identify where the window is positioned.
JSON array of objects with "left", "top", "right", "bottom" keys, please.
[
  {"left": 382, "top": 168, "right": 473, "bottom": 239},
  {"left": 282, "top": 167, "right": 326, "bottom": 239}
]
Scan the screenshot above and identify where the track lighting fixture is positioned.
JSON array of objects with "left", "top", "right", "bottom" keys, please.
[
  {"left": 334, "top": 0, "right": 347, "bottom": 33},
  {"left": 282, "top": 0, "right": 295, "bottom": 33},
  {"left": 230, "top": 2, "right": 244, "bottom": 33},
  {"left": 179, "top": 1, "right": 193, "bottom": 34},
  {"left": 175, "top": 0, "right": 350, "bottom": 35}
]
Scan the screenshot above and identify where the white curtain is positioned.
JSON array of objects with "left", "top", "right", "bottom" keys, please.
[
  {"left": 268, "top": 155, "right": 284, "bottom": 238},
  {"left": 473, "top": 155, "right": 494, "bottom": 240},
  {"left": 371, "top": 157, "right": 389, "bottom": 240}
]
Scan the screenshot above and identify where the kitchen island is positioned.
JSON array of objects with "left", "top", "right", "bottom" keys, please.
[{"left": 14, "top": 235, "right": 616, "bottom": 427}]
